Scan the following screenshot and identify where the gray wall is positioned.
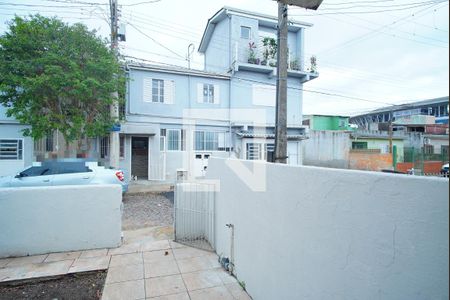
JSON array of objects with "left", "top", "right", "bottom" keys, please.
[
  {"left": 206, "top": 158, "right": 449, "bottom": 300},
  {"left": 0, "top": 184, "right": 122, "bottom": 258},
  {"left": 303, "top": 130, "right": 350, "bottom": 169}
]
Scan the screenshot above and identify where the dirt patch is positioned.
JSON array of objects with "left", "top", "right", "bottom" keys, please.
[
  {"left": 0, "top": 271, "right": 106, "bottom": 300},
  {"left": 122, "top": 192, "right": 173, "bottom": 230}
]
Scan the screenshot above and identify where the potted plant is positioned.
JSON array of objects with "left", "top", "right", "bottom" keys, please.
[
  {"left": 262, "top": 37, "right": 277, "bottom": 67},
  {"left": 290, "top": 58, "right": 300, "bottom": 71},
  {"left": 310, "top": 55, "right": 317, "bottom": 73},
  {"left": 247, "top": 42, "right": 258, "bottom": 64}
]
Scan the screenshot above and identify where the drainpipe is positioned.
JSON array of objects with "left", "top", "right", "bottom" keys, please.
[{"left": 225, "top": 223, "right": 235, "bottom": 274}]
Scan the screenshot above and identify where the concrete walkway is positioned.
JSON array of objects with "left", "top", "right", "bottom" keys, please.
[{"left": 0, "top": 229, "right": 250, "bottom": 300}]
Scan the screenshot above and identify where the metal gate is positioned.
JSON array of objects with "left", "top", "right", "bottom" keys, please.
[{"left": 174, "top": 182, "right": 215, "bottom": 251}]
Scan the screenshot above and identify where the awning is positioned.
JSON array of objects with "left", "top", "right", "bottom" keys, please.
[{"left": 120, "top": 123, "right": 157, "bottom": 135}]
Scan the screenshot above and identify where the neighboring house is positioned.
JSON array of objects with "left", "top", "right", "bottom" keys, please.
[
  {"left": 115, "top": 7, "right": 318, "bottom": 181},
  {"left": 350, "top": 96, "right": 449, "bottom": 128},
  {"left": 302, "top": 114, "right": 351, "bottom": 131},
  {"left": 0, "top": 106, "right": 33, "bottom": 176},
  {"left": 0, "top": 7, "right": 318, "bottom": 181}
]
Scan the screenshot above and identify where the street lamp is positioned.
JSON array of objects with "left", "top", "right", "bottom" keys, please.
[
  {"left": 273, "top": 0, "right": 322, "bottom": 163},
  {"left": 277, "top": 0, "right": 323, "bottom": 10}
]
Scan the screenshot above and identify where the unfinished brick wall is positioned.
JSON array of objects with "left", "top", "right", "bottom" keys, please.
[{"left": 348, "top": 151, "right": 393, "bottom": 171}]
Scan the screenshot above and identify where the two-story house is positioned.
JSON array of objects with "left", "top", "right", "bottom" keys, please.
[{"left": 116, "top": 7, "right": 319, "bottom": 181}]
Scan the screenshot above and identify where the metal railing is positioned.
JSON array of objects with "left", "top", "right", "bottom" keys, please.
[{"left": 174, "top": 182, "right": 216, "bottom": 251}]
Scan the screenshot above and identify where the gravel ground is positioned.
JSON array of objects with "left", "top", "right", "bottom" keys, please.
[{"left": 122, "top": 192, "right": 174, "bottom": 230}]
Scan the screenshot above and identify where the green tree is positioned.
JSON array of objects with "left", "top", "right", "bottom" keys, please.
[{"left": 0, "top": 15, "right": 125, "bottom": 143}]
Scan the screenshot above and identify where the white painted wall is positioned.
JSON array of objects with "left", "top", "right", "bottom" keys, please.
[
  {"left": 0, "top": 184, "right": 122, "bottom": 258},
  {"left": 206, "top": 158, "right": 449, "bottom": 300}
]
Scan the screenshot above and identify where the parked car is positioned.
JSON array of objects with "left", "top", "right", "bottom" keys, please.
[
  {"left": 0, "top": 160, "right": 128, "bottom": 192},
  {"left": 441, "top": 163, "right": 449, "bottom": 177}
]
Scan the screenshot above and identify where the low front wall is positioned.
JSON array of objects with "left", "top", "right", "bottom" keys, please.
[
  {"left": 349, "top": 151, "right": 393, "bottom": 171},
  {"left": 0, "top": 185, "right": 122, "bottom": 258},
  {"left": 206, "top": 158, "right": 449, "bottom": 300}
]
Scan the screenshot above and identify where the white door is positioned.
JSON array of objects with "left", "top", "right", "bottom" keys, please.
[
  {"left": 193, "top": 153, "right": 211, "bottom": 177},
  {"left": 287, "top": 142, "right": 299, "bottom": 165}
]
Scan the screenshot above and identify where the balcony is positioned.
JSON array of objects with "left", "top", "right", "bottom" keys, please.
[{"left": 232, "top": 40, "right": 319, "bottom": 82}]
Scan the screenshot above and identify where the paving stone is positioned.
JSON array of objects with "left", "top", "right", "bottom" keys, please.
[
  {"left": 169, "top": 241, "right": 187, "bottom": 249},
  {"left": 141, "top": 240, "right": 171, "bottom": 252},
  {"left": 214, "top": 268, "right": 238, "bottom": 285},
  {"left": 143, "top": 249, "right": 174, "bottom": 264},
  {"left": 5, "top": 254, "right": 48, "bottom": 267},
  {"left": 106, "top": 264, "right": 144, "bottom": 284},
  {"left": 108, "top": 242, "right": 142, "bottom": 256},
  {"left": 26, "top": 260, "right": 73, "bottom": 278},
  {"left": 146, "top": 292, "right": 190, "bottom": 300},
  {"left": 68, "top": 256, "right": 110, "bottom": 273},
  {"left": 225, "top": 282, "right": 252, "bottom": 300},
  {"left": 145, "top": 274, "right": 186, "bottom": 298},
  {"left": 176, "top": 256, "right": 217, "bottom": 273},
  {"left": 79, "top": 248, "right": 109, "bottom": 259},
  {"left": 181, "top": 269, "right": 223, "bottom": 291},
  {"left": 0, "top": 265, "right": 33, "bottom": 282},
  {"left": 0, "top": 258, "right": 12, "bottom": 268},
  {"left": 102, "top": 279, "right": 145, "bottom": 300},
  {"left": 109, "top": 253, "right": 143, "bottom": 267},
  {"left": 189, "top": 286, "right": 235, "bottom": 300},
  {"left": 172, "top": 247, "right": 213, "bottom": 260},
  {"left": 44, "top": 251, "right": 81, "bottom": 263},
  {"left": 144, "top": 260, "right": 179, "bottom": 278}
]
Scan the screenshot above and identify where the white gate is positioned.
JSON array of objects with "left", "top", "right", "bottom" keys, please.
[{"left": 174, "top": 182, "right": 215, "bottom": 251}]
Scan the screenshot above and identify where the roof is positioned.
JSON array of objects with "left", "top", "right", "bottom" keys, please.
[
  {"left": 126, "top": 62, "right": 231, "bottom": 80},
  {"left": 351, "top": 96, "right": 449, "bottom": 118},
  {"left": 199, "top": 6, "right": 313, "bottom": 53},
  {"left": 236, "top": 131, "right": 307, "bottom": 140},
  {"left": 304, "top": 114, "right": 350, "bottom": 119}
]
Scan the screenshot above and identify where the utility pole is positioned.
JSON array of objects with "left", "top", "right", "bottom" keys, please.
[
  {"left": 109, "top": 0, "right": 120, "bottom": 169},
  {"left": 273, "top": 0, "right": 322, "bottom": 164},
  {"left": 274, "top": 2, "right": 288, "bottom": 164}
]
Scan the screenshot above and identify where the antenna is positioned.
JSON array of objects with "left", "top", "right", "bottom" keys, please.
[{"left": 187, "top": 43, "right": 195, "bottom": 69}]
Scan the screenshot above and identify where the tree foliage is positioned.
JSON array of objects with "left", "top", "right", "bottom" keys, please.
[{"left": 0, "top": 15, "right": 125, "bottom": 142}]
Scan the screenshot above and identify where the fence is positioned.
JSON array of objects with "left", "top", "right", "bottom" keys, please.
[
  {"left": 174, "top": 182, "right": 215, "bottom": 252},
  {"left": 403, "top": 147, "right": 448, "bottom": 176}
]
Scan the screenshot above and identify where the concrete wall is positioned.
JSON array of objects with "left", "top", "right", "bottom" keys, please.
[
  {"left": 303, "top": 130, "right": 350, "bottom": 169},
  {"left": 348, "top": 151, "right": 393, "bottom": 171},
  {"left": 0, "top": 184, "right": 122, "bottom": 258},
  {"left": 206, "top": 158, "right": 449, "bottom": 300}
]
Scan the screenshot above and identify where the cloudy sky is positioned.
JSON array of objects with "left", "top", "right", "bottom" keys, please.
[{"left": 1, "top": 0, "right": 448, "bottom": 116}]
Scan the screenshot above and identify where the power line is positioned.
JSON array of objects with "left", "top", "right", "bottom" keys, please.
[
  {"left": 127, "top": 22, "right": 184, "bottom": 58},
  {"left": 317, "top": 0, "right": 445, "bottom": 10},
  {"left": 291, "top": 1, "right": 447, "bottom": 16}
]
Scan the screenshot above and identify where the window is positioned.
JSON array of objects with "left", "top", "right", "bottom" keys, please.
[
  {"left": 0, "top": 139, "right": 23, "bottom": 160},
  {"left": 241, "top": 26, "right": 251, "bottom": 39},
  {"left": 100, "top": 136, "right": 109, "bottom": 159},
  {"left": 194, "top": 131, "right": 228, "bottom": 151},
  {"left": 246, "top": 143, "right": 262, "bottom": 160},
  {"left": 119, "top": 135, "right": 125, "bottom": 158},
  {"left": 162, "top": 129, "right": 186, "bottom": 151},
  {"left": 352, "top": 141, "right": 368, "bottom": 150},
  {"left": 203, "top": 84, "right": 214, "bottom": 103},
  {"left": 423, "top": 144, "right": 434, "bottom": 155},
  {"left": 46, "top": 132, "right": 54, "bottom": 152},
  {"left": 152, "top": 79, "right": 164, "bottom": 103},
  {"left": 265, "top": 144, "right": 275, "bottom": 162}
]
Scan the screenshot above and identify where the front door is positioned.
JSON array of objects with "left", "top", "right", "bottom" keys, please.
[
  {"left": 131, "top": 137, "right": 149, "bottom": 180},
  {"left": 193, "top": 153, "right": 211, "bottom": 178}
]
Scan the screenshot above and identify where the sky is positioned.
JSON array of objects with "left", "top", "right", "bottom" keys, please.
[{"left": 0, "top": 0, "right": 449, "bottom": 116}]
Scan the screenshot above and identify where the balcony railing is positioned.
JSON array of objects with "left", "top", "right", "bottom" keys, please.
[{"left": 233, "top": 41, "right": 318, "bottom": 75}]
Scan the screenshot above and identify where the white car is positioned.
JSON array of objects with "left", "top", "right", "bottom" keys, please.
[{"left": 0, "top": 160, "right": 128, "bottom": 192}]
